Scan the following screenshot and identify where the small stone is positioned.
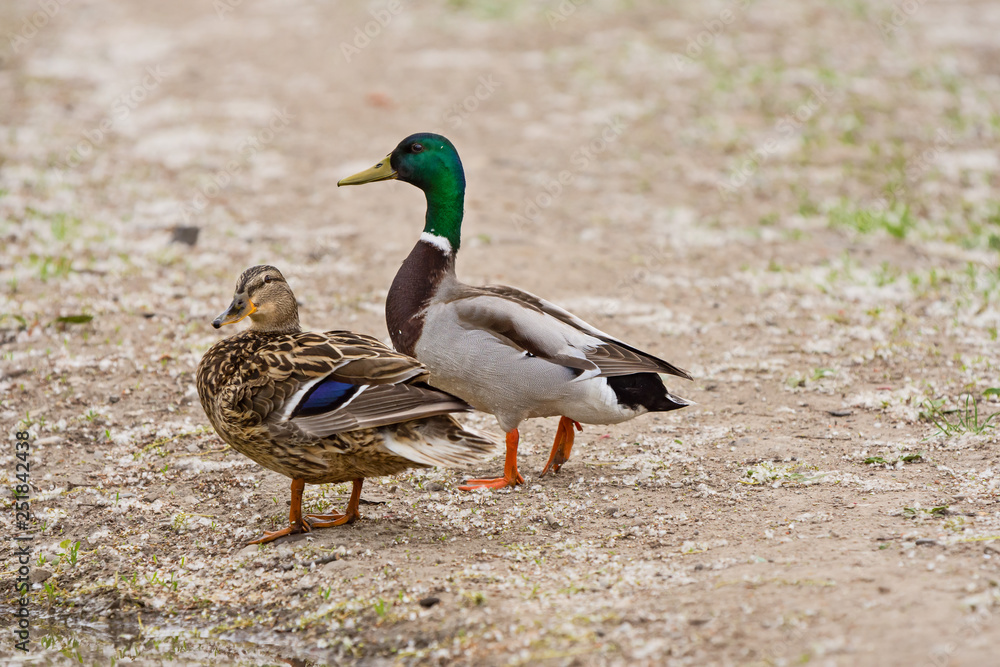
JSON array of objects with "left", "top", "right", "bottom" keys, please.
[
  {"left": 108, "top": 395, "right": 120, "bottom": 404},
  {"left": 545, "top": 513, "right": 560, "bottom": 528},
  {"left": 418, "top": 596, "right": 440, "bottom": 608},
  {"left": 828, "top": 409, "right": 853, "bottom": 417},
  {"left": 424, "top": 481, "right": 445, "bottom": 492},
  {"left": 29, "top": 569, "right": 53, "bottom": 584},
  {"left": 171, "top": 226, "right": 200, "bottom": 246},
  {"left": 915, "top": 538, "right": 936, "bottom": 546},
  {"left": 238, "top": 545, "right": 260, "bottom": 558},
  {"left": 323, "top": 559, "right": 347, "bottom": 573}
]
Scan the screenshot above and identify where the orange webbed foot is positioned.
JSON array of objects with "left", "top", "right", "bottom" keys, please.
[
  {"left": 305, "top": 510, "right": 360, "bottom": 527},
  {"left": 458, "top": 470, "right": 525, "bottom": 491},
  {"left": 245, "top": 478, "right": 366, "bottom": 545},
  {"left": 540, "top": 417, "right": 583, "bottom": 476},
  {"left": 247, "top": 522, "right": 309, "bottom": 545},
  {"left": 306, "top": 478, "right": 364, "bottom": 527},
  {"left": 459, "top": 429, "right": 524, "bottom": 491}
]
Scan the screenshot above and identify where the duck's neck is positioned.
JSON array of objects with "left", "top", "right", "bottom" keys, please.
[
  {"left": 386, "top": 183, "right": 464, "bottom": 356},
  {"left": 421, "top": 176, "right": 464, "bottom": 253},
  {"left": 246, "top": 291, "right": 302, "bottom": 334},
  {"left": 249, "top": 312, "right": 301, "bottom": 335},
  {"left": 250, "top": 319, "right": 301, "bottom": 335}
]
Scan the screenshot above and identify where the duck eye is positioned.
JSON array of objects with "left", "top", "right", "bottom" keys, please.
[
  {"left": 411, "top": 143, "right": 424, "bottom": 153},
  {"left": 264, "top": 275, "right": 272, "bottom": 284}
]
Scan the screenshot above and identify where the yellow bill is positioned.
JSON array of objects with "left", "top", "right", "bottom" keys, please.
[
  {"left": 337, "top": 155, "right": 397, "bottom": 186},
  {"left": 213, "top": 297, "right": 256, "bottom": 329}
]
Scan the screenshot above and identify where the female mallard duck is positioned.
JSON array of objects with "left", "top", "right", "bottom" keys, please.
[
  {"left": 196, "top": 264, "right": 497, "bottom": 543},
  {"left": 338, "top": 133, "right": 692, "bottom": 491}
]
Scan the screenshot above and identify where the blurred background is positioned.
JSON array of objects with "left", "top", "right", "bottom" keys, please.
[
  {"left": 2, "top": 0, "right": 997, "bottom": 336},
  {"left": 2, "top": 1, "right": 999, "bottom": 664}
]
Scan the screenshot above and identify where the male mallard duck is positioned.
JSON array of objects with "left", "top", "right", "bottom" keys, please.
[
  {"left": 338, "top": 134, "right": 692, "bottom": 490},
  {"left": 196, "top": 264, "right": 497, "bottom": 543}
]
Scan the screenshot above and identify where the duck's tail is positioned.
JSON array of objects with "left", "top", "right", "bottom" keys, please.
[
  {"left": 608, "top": 372, "right": 695, "bottom": 413},
  {"left": 380, "top": 415, "right": 500, "bottom": 467}
]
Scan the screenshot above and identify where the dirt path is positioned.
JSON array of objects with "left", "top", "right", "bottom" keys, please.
[{"left": 1, "top": 1, "right": 999, "bottom": 665}]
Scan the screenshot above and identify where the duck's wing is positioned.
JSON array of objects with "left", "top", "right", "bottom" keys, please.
[
  {"left": 258, "top": 331, "right": 472, "bottom": 439},
  {"left": 449, "top": 284, "right": 692, "bottom": 381}
]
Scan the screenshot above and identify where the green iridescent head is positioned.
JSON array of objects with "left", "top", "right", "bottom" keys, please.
[{"left": 338, "top": 133, "right": 466, "bottom": 252}]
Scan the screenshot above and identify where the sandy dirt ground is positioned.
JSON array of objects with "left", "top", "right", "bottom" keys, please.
[{"left": 1, "top": 0, "right": 1000, "bottom": 665}]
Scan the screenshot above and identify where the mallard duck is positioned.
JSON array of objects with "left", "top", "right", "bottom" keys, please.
[
  {"left": 196, "top": 264, "right": 497, "bottom": 543},
  {"left": 337, "top": 133, "right": 692, "bottom": 491}
]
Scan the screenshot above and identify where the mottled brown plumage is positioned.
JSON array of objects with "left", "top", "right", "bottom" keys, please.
[{"left": 197, "top": 265, "right": 497, "bottom": 543}]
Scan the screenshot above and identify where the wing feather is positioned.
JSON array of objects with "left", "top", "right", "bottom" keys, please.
[
  {"left": 447, "top": 285, "right": 691, "bottom": 380},
  {"left": 289, "top": 383, "right": 470, "bottom": 438},
  {"left": 452, "top": 296, "right": 598, "bottom": 375}
]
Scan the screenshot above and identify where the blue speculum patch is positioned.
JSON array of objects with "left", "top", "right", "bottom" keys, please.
[{"left": 292, "top": 378, "right": 359, "bottom": 418}]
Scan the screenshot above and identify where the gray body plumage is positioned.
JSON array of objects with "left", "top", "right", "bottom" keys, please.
[{"left": 413, "top": 270, "right": 692, "bottom": 433}]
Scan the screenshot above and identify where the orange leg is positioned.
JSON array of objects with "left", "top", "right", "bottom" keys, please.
[
  {"left": 306, "top": 478, "right": 364, "bottom": 527},
  {"left": 249, "top": 478, "right": 310, "bottom": 544},
  {"left": 459, "top": 429, "right": 525, "bottom": 491},
  {"left": 540, "top": 417, "right": 583, "bottom": 476},
  {"left": 248, "top": 478, "right": 364, "bottom": 545}
]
